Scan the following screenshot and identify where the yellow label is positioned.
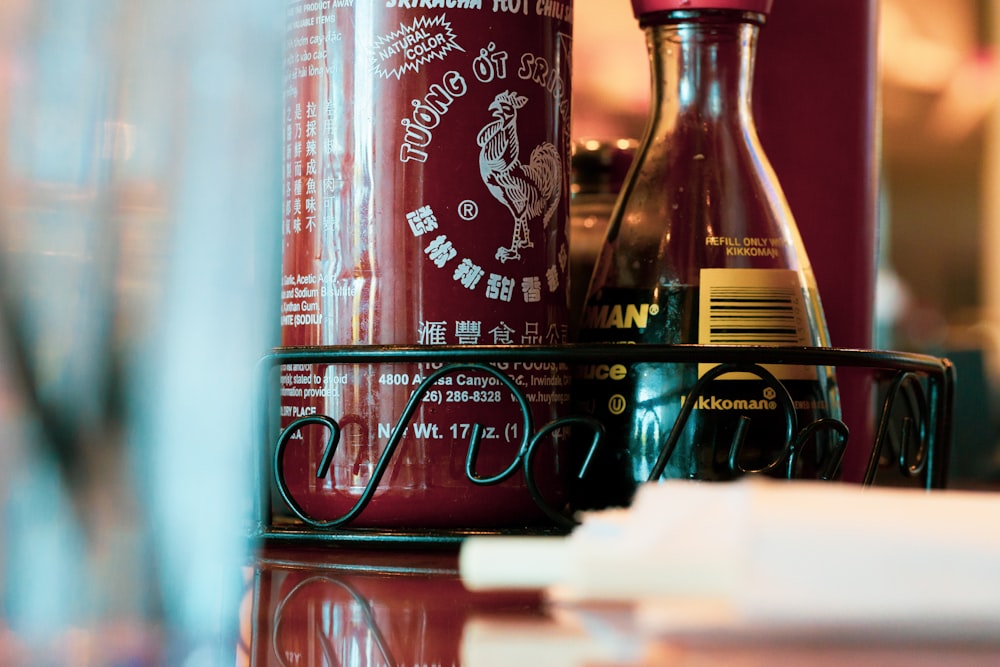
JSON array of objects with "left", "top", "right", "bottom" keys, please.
[{"left": 698, "top": 268, "right": 816, "bottom": 381}]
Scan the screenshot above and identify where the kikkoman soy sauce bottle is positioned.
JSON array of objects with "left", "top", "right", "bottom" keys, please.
[
  {"left": 575, "top": 0, "right": 840, "bottom": 508},
  {"left": 278, "top": 2, "right": 573, "bottom": 527}
]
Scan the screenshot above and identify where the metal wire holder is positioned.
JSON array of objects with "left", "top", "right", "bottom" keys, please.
[{"left": 252, "top": 344, "right": 955, "bottom": 546}]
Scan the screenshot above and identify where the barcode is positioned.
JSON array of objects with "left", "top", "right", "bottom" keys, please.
[{"left": 705, "top": 286, "right": 805, "bottom": 345}]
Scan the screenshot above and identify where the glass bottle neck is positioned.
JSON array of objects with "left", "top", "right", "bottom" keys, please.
[{"left": 644, "top": 12, "right": 762, "bottom": 128}]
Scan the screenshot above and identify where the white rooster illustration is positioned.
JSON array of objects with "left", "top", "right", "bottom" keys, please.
[{"left": 476, "top": 90, "right": 562, "bottom": 263}]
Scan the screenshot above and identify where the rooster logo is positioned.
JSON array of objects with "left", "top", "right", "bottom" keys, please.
[{"left": 476, "top": 91, "right": 562, "bottom": 263}]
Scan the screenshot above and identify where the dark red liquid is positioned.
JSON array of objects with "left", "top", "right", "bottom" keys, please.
[{"left": 278, "top": 4, "right": 574, "bottom": 527}]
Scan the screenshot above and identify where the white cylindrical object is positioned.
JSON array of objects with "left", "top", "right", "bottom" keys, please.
[{"left": 460, "top": 536, "right": 570, "bottom": 591}]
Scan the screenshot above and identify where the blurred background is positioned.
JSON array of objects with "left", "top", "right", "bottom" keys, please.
[
  {"left": 574, "top": 0, "right": 1000, "bottom": 358},
  {"left": 0, "top": 0, "right": 998, "bottom": 663}
]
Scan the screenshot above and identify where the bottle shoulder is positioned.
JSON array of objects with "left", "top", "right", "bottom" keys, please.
[{"left": 592, "top": 139, "right": 810, "bottom": 290}]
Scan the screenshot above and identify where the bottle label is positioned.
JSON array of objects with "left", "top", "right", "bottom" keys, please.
[
  {"left": 278, "top": 2, "right": 573, "bottom": 526},
  {"left": 698, "top": 267, "right": 818, "bottom": 380}
]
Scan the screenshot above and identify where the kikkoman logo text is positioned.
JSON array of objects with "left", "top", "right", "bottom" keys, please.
[
  {"left": 682, "top": 393, "right": 779, "bottom": 411},
  {"left": 683, "top": 386, "right": 779, "bottom": 410},
  {"left": 680, "top": 387, "right": 829, "bottom": 412}
]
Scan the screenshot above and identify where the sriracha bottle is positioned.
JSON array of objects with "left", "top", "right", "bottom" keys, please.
[{"left": 278, "top": 2, "right": 574, "bottom": 527}]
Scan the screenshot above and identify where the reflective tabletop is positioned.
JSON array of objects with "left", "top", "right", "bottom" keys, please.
[{"left": 242, "top": 544, "right": 1000, "bottom": 667}]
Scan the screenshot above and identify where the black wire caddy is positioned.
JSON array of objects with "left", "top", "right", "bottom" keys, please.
[{"left": 252, "top": 343, "right": 955, "bottom": 548}]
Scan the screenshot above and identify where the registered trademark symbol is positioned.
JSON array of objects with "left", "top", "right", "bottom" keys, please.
[
  {"left": 608, "top": 394, "right": 627, "bottom": 415},
  {"left": 763, "top": 387, "right": 776, "bottom": 400},
  {"left": 649, "top": 304, "right": 660, "bottom": 315},
  {"left": 458, "top": 199, "right": 479, "bottom": 221}
]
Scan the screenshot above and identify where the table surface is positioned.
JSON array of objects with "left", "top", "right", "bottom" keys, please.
[{"left": 241, "top": 543, "right": 1000, "bottom": 667}]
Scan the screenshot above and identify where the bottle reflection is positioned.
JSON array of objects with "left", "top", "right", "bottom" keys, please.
[
  {"left": 273, "top": 576, "right": 397, "bottom": 667},
  {"left": 247, "top": 550, "right": 542, "bottom": 667}
]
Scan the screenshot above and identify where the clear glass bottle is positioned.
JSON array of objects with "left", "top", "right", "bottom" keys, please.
[{"left": 575, "top": 0, "right": 840, "bottom": 507}]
